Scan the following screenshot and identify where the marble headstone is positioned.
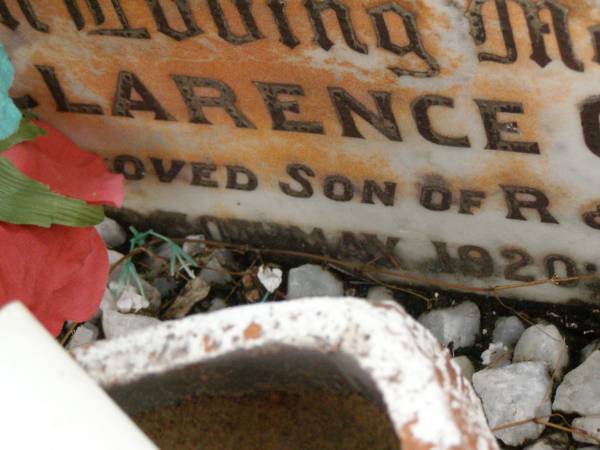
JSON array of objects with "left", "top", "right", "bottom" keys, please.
[{"left": 3, "top": 0, "right": 600, "bottom": 304}]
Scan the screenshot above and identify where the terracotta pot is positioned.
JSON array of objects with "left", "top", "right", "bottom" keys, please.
[{"left": 73, "top": 297, "right": 498, "bottom": 450}]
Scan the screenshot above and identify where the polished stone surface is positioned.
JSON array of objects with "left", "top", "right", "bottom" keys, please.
[{"left": 4, "top": 1, "right": 600, "bottom": 303}]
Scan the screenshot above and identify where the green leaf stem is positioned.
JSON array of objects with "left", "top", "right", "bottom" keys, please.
[{"left": 0, "top": 157, "right": 104, "bottom": 227}]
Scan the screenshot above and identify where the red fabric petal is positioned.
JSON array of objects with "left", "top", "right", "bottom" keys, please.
[
  {"left": 4, "top": 121, "right": 124, "bottom": 207},
  {"left": 0, "top": 223, "right": 108, "bottom": 336}
]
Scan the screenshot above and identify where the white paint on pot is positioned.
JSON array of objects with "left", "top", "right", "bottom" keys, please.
[{"left": 73, "top": 297, "right": 498, "bottom": 450}]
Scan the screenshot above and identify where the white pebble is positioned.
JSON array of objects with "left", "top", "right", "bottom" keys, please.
[
  {"left": 102, "top": 309, "right": 160, "bottom": 339},
  {"left": 572, "top": 416, "right": 600, "bottom": 444},
  {"left": 481, "top": 342, "right": 511, "bottom": 367},
  {"left": 107, "top": 249, "right": 125, "bottom": 282},
  {"left": 115, "top": 284, "right": 150, "bottom": 313},
  {"left": 366, "top": 286, "right": 394, "bottom": 301},
  {"left": 581, "top": 339, "right": 600, "bottom": 364},
  {"left": 493, "top": 316, "right": 526, "bottom": 348},
  {"left": 287, "top": 264, "right": 343, "bottom": 299},
  {"left": 513, "top": 323, "right": 569, "bottom": 378},
  {"left": 95, "top": 217, "right": 127, "bottom": 248},
  {"left": 525, "top": 441, "right": 553, "bottom": 450},
  {"left": 208, "top": 298, "right": 228, "bottom": 312},
  {"left": 452, "top": 356, "right": 474, "bottom": 382},
  {"left": 473, "top": 362, "right": 552, "bottom": 446},
  {"left": 102, "top": 282, "right": 161, "bottom": 315},
  {"left": 200, "top": 250, "right": 234, "bottom": 285},
  {"left": 418, "top": 301, "right": 480, "bottom": 349},
  {"left": 523, "top": 433, "right": 569, "bottom": 450},
  {"left": 182, "top": 234, "right": 206, "bottom": 257},
  {"left": 554, "top": 351, "right": 600, "bottom": 415},
  {"left": 66, "top": 323, "right": 99, "bottom": 350}
]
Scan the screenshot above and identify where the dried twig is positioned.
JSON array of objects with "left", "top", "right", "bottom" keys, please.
[
  {"left": 110, "top": 237, "right": 600, "bottom": 305},
  {"left": 59, "top": 321, "right": 80, "bottom": 346},
  {"left": 491, "top": 414, "right": 600, "bottom": 445}
]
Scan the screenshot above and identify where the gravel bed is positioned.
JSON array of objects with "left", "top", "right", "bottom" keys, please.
[{"left": 63, "top": 218, "right": 600, "bottom": 449}]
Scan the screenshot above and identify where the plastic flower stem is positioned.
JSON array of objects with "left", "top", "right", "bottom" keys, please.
[
  {"left": 145, "top": 230, "right": 198, "bottom": 277},
  {"left": 131, "top": 265, "right": 146, "bottom": 299},
  {"left": 176, "top": 252, "right": 196, "bottom": 279},
  {"left": 111, "top": 260, "right": 131, "bottom": 300},
  {"left": 127, "top": 226, "right": 198, "bottom": 278}
]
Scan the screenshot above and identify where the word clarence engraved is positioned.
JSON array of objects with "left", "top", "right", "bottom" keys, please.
[{"left": 4, "top": 0, "right": 600, "bottom": 304}]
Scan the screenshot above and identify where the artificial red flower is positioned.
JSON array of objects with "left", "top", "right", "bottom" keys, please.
[
  {"left": 4, "top": 121, "right": 123, "bottom": 206},
  {"left": 0, "top": 121, "right": 124, "bottom": 335}
]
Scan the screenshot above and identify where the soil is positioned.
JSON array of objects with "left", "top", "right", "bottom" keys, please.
[{"left": 132, "top": 389, "right": 401, "bottom": 450}]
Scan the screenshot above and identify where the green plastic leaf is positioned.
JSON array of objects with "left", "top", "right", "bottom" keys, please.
[
  {"left": 0, "top": 157, "right": 104, "bottom": 227},
  {"left": 0, "top": 114, "right": 46, "bottom": 152}
]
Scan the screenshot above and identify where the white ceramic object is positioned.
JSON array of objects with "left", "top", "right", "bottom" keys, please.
[
  {"left": 0, "top": 302, "right": 156, "bottom": 450},
  {"left": 73, "top": 297, "right": 498, "bottom": 450}
]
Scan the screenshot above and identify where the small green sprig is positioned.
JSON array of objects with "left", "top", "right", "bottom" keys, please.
[{"left": 111, "top": 227, "right": 198, "bottom": 302}]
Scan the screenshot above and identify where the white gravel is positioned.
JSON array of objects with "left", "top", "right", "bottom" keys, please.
[
  {"left": 492, "top": 316, "right": 525, "bottom": 348},
  {"left": 513, "top": 323, "right": 569, "bottom": 378},
  {"left": 554, "top": 351, "right": 600, "bottom": 415},
  {"left": 418, "top": 301, "right": 480, "bottom": 349},
  {"left": 473, "top": 362, "right": 552, "bottom": 446},
  {"left": 452, "top": 356, "right": 474, "bottom": 382},
  {"left": 572, "top": 416, "right": 600, "bottom": 444},
  {"left": 95, "top": 217, "right": 127, "bottom": 248},
  {"left": 287, "top": 264, "right": 344, "bottom": 299}
]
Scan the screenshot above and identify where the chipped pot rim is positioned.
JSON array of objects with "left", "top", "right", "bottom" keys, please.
[{"left": 73, "top": 297, "right": 498, "bottom": 450}]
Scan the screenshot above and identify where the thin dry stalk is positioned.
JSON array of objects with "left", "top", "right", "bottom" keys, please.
[
  {"left": 180, "top": 238, "right": 600, "bottom": 299},
  {"left": 59, "top": 321, "right": 80, "bottom": 346},
  {"left": 491, "top": 414, "right": 600, "bottom": 445},
  {"left": 110, "top": 237, "right": 600, "bottom": 307}
]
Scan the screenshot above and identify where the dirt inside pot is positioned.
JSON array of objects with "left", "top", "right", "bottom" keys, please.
[
  {"left": 132, "top": 388, "right": 400, "bottom": 450},
  {"left": 105, "top": 346, "right": 401, "bottom": 450}
]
